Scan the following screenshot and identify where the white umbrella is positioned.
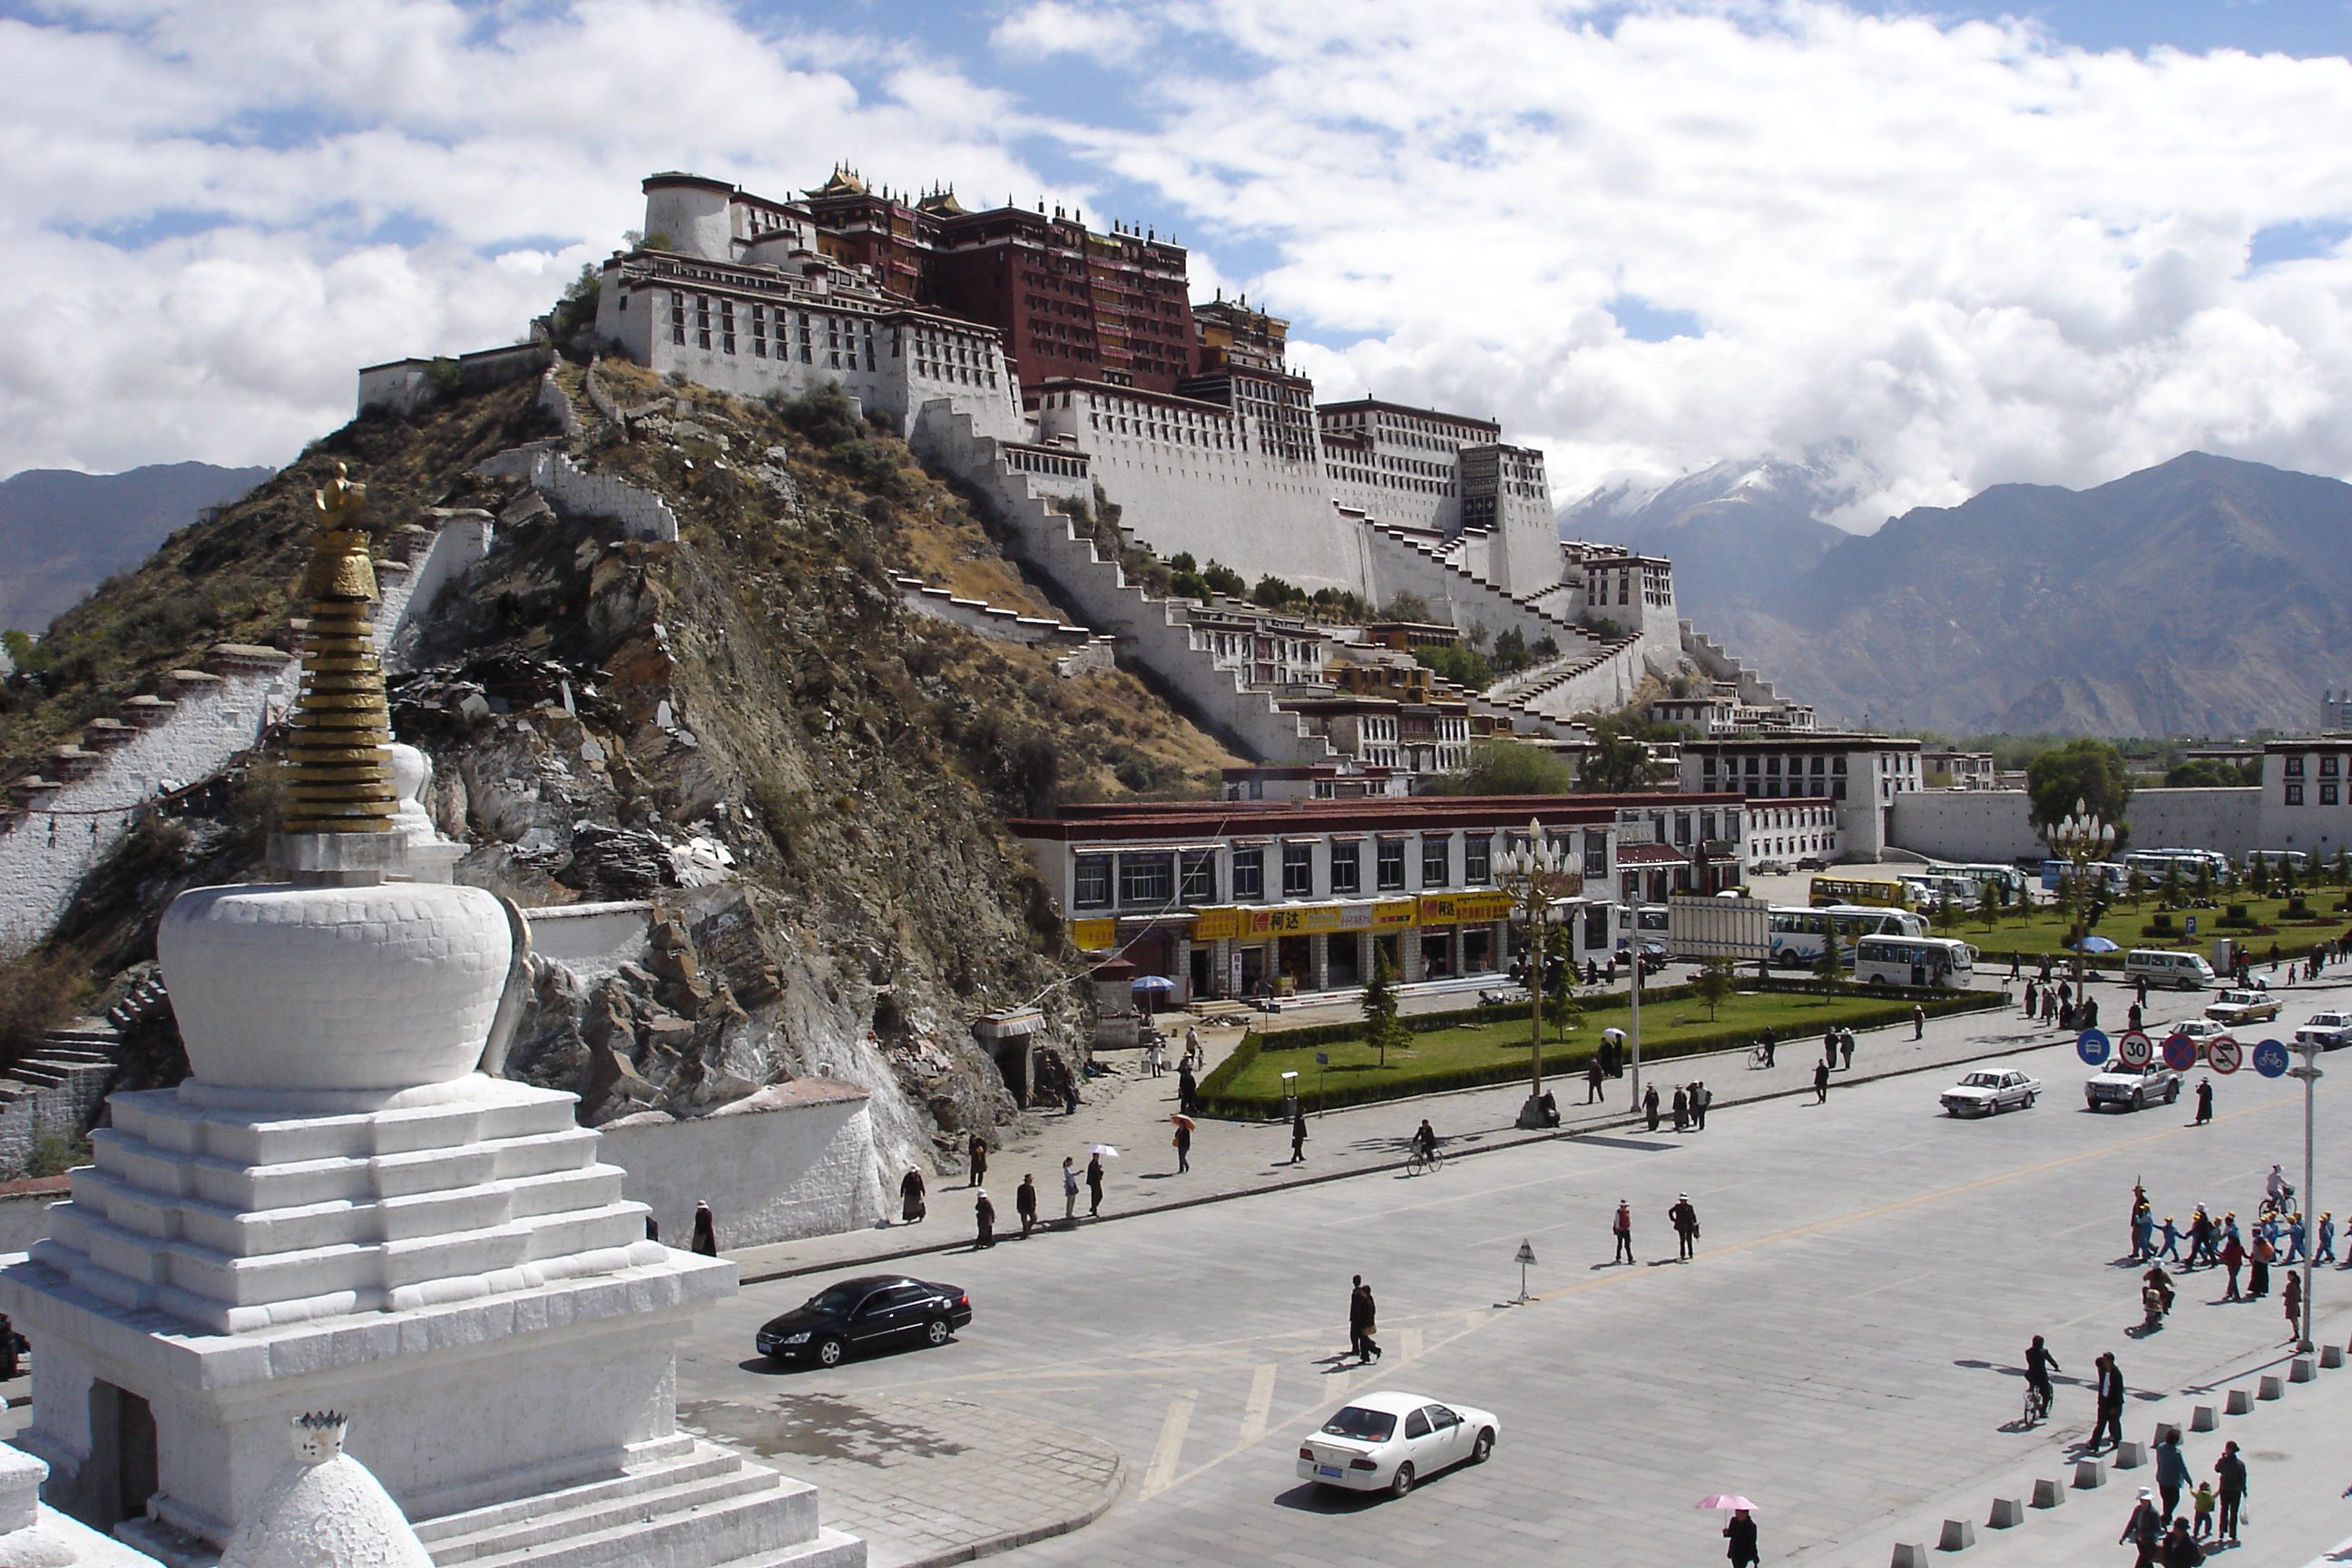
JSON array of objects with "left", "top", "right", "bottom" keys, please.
[{"left": 1089, "top": 1144, "right": 1120, "bottom": 1158}]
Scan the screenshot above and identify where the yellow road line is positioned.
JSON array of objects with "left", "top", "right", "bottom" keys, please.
[
  {"left": 1140, "top": 1389, "right": 1196, "bottom": 1498},
  {"left": 1238, "top": 1363, "right": 1275, "bottom": 1448}
]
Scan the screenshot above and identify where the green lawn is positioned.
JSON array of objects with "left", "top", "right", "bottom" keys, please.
[
  {"left": 1930, "top": 889, "right": 2352, "bottom": 965},
  {"left": 1208, "top": 987, "right": 1996, "bottom": 1117}
]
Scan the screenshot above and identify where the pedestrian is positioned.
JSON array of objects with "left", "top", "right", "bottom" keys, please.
[
  {"left": 974, "top": 1189, "right": 995, "bottom": 1248},
  {"left": 2091, "top": 1351, "right": 2125, "bottom": 1449},
  {"left": 1015, "top": 1172, "right": 1038, "bottom": 1238},
  {"left": 1671, "top": 1085, "right": 1689, "bottom": 1132},
  {"left": 2120, "top": 1487, "right": 2161, "bottom": 1567},
  {"left": 1690, "top": 1082, "right": 1709, "bottom": 1131},
  {"left": 2287, "top": 1211, "right": 2308, "bottom": 1264},
  {"left": 691, "top": 1200, "right": 718, "bottom": 1257},
  {"left": 2133, "top": 1206, "right": 2156, "bottom": 1263},
  {"left": 968, "top": 1132, "right": 989, "bottom": 1188},
  {"left": 2220, "top": 1231, "right": 2245, "bottom": 1299},
  {"left": 1062, "top": 1156, "right": 1080, "bottom": 1221},
  {"left": 2213, "top": 1440, "right": 2246, "bottom": 1544},
  {"left": 2283, "top": 1269, "right": 2302, "bottom": 1339},
  {"left": 1838, "top": 1029, "right": 1853, "bottom": 1070},
  {"left": 2155, "top": 1426, "right": 2190, "bottom": 1519},
  {"left": 1585, "top": 1058, "right": 1605, "bottom": 1105},
  {"left": 900, "top": 1167, "right": 927, "bottom": 1225},
  {"left": 1612, "top": 1199, "right": 1634, "bottom": 1265},
  {"left": 1290, "top": 1109, "right": 1308, "bottom": 1164},
  {"left": 1086, "top": 1150, "right": 1105, "bottom": 1217},
  {"left": 1723, "top": 1505, "right": 1759, "bottom": 1568},
  {"left": 1063, "top": 1076, "right": 1081, "bottom": 1116},
  {"left": 1349, "top": 1276, "right": 1382, "bottom": 1364},
  {"left": 2136, "top": 975, "right": 2150, "bottom": 1009},
  {"left": 1643, "top": 1083, "right": 1661, "bottom": 1132},
  {"left": 1173, "top": 1119, "right": 1191, "bottom": 1173},
  {"left": 2190, "top": 1479, "right": 2216, "bottom": 1541},
  {"left": 2249, "top": 1230, "right": 2273, "bottom": 1298},
  {"left": 2158, "top": 1215, "right": 2181, "bottom": 1262},
  {"left": 1813, "top": 1059, "right": 1830, "bottom": 1104},
  {"left": 2194, "top": 1077, "right": 2212, "bottom": 1125},
  {"left": 2008, "top": 952, "right": 2022, "bottom": 981},
  {"left": 1822, "top": 1028, "right": 1838, "bottom": 1069},
  {"left": 2024, "top": 979, "right": 2039, "bottom": 1019},
  {"left": 2158, "top": 1515, "right": 2203, "bottom": 1567},
  {"left": 1669, "top": 1192, "right": 1700, "bottom": 1261},
  {"left": 1911, "top": 1003, "right": 1925, "bottom": 1040},
  {"left": 2128, "top": 1001, "right": 2143, "bottom": 1033},
  {"left": 1177, "top": 1062, "right": 1199, "bottom": 1116},
  {"left": 2317, "top": 1210, "right": 2337, "bottom": 1266}
]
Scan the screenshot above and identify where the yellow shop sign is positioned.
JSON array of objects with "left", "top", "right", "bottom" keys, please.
[
  {"left": 1244, "top": 900, "right": 1419, "bottom": 937},
  {"left": 1417, "top": 891, "right": 1514, "bottom": 926},
  {"left": 1190, "top": 906, "right": 1241, "bottom": 942},
  {"left": 1069, "top": 917, "right": 1119, "bottom": 951}
]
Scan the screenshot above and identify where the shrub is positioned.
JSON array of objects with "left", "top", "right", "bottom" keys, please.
[
  {"left": 828, "top": 438, "right": 911, "bottom": 499},
  {"left": 774, "top": 383, "right": 863, "bottom": 447}
]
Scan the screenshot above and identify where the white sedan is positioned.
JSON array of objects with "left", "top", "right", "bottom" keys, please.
[
  {"left": 1940, "top": 1068, "right": 2040, "bottom": 1116},
  {"left": 1297, "top": 1391, "right": 1499, "bottom": 1497}
]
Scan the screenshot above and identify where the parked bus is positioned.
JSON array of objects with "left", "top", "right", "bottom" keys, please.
[
  {"left": 2041, "top": 858, "right": 2126, "bottom": 894},
  {"left": 2127, "top": 848, "right": 2229, "bottom": 884},
  {"left": 1926, "top": 862, "right": 2032, "bottom": 902},
  {"left": 1854, "top": 935, "right": 1978, "bottom": 988},
  {"left": 1768, "top": 904, "right": 1929, "bottom": 967},
  {"left": 1807, "top": 876, "right": 1910, "bottom": 910},
  {"left": 2245, "top": 849, "right": 2309, "bottom": 874}
]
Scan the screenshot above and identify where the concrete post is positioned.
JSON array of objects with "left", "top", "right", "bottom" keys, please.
[
  {"left": 2030, "top": 1477, "right": 2066, "bottom": 1509},
  {"left": 1936, "top": 1519, "right": 1975, "bottom": 1552},
  {"left": 1985, "top": 1497, "right": 2023, "bottom": 1529}
]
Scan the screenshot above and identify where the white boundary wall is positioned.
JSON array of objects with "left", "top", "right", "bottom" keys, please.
[{"left": 599, "top": 1083, "right": 883, "bottom": 1248}]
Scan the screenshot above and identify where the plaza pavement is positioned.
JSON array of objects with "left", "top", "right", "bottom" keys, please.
[{"left": 683, "top": 967, "right": 2352, "bottom": 1568}]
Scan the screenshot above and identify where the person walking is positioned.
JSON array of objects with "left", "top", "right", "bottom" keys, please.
[
  {"left": 2317, "top": 1210, "right": 2337, "bottom": 1266},
  {"left": 1723, "top": 1505, "right": 1759, "bottom": 1568},
  {"left": 967, "top": 1133, "right": 989, "bottom": 1189},
  {"left": 2158, "top": 1515, "right": 2204, "bottom": 1567},
  {"left": 2155, "top": 1426, "right": 2190, "bottom": 1520},
  {"left": 1813, "top": 1059, "right": 1830, "bottom": 1104},
  {"left": 2024, "top": 979, "right": 2039, "bottom": 1019},
  {"left": 1671, "top": 1086, "right": 1690, "bottom": 1132},
  {"left": 1644, "top": 1083, "right": 1661, "bottom": 1132},
  {"left": 1015, "top": 1172, "right": 1038, "bottom": 1239},
  {"left": 1349, "top": 1277, "right": 1382, "bottom": 1364},
  {"left": 1612, "top": 1199, "right": 1634, "bottom": 1265},
  {"left": 2194, "top": 1077, "right": 2213, "bottom": 1125},
  {"left": 690, "top": 1201, "right": 719, "bottom": 1257},
  {"left": 1585, "top": 1058, "right": 1605, "bottom": 1105},
  {"left": 1759, "top": 1025, "right": 1777, "bottom": 1068},
  {"left": 2158, "top": 1215, "right": 2182, "bottom": 1262},
  {"left": 900, "top": 1167, "right": 927, "bottom": 1226},
  {"left": 2213, "top": 1440, "right": 2247, "bottom": 1545},
  {"left": 2091, "top": 1352, "right": 2126, "bottom": 1450},
  {"left": 1177, "top": 1061, "right": 1199, "bottom": 1116},
  {"left": 2220, "top": 1230, "right": 2245, "bottom": 1299},
  {"left": 1912, "top": 1003, "right": 1926, "bottom": 1040},
  {"left": 973, "top": 1189, "right": 995, "bottom": 1249},
  {"left": 1669, "top": 1192, "right": 1700, "bottom": 1261},
  {"left": 2249, "top": 1230, "right": 2273, "bottom": 1298},
  {"left": 2283, "top": 1269, "right": 2303, "bottom": 1340},
  {"left": 2119, "top": 1488, "right": 2162, "bottom": 1568},
  {"left": 1172, "top": 1119, "right": 1191, "bottom": 1174},
  {"left": 2190, "top": 1479, "right": 2216, "bottom": 1542},
  {"left": 1290, "top": 1109, "right": 1308, "bottom": 1164},
  {"left": 1086, "top": 1150, "right": 1105, "bottom": 1217},
  {"left": 1062, "top": 1156, "right": 1080, "bottom": 1221},
  {"left": 1690, "top": 1082, "right": 1710, "bottom": 1131},
  {"left": 1840, "top": 1029, "right": 1855, "bottom": 1071}
]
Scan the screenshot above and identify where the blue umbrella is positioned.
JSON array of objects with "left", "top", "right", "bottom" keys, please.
[
  {"left": 1131, "top": 975, "right": 1179, "bottom": 993},
  {"left": 2079, "top": 936, "right": 2121, "bottom": 954}
]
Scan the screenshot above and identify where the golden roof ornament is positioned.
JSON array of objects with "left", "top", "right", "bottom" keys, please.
[{"left": 279, "top": 463, "right": 397, "bottom": 836}]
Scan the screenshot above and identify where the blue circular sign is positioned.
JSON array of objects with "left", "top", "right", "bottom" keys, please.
[
  {"left": 2076, "top": 1028, "right": 2111, "bottom": 1066},
  {"left": 2253, "top": 1039, "right": 2291, "bottom": 1079}
]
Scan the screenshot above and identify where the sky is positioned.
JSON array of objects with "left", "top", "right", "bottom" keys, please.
[{"left": 2, "top": 1, "right": 2349, "bottom": 530}]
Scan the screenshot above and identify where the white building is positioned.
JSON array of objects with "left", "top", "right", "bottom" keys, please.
[{"left": 1677, "top": 733, "right": 1923, "bottom": 861}]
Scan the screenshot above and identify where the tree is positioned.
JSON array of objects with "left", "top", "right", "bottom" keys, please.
[
  {"left": 2025, "top": 738, "right": 2132, "bottom": 849},
  {"left": 1377, "top": 591, "right": 1435, "bottom": 623},
  {"left": 2336, "top": 848, "right": 2351, "bottom": 887},
  {"left": 1544, "top": 926, "right": 1583, "bottom": 1041},
  {"left": 1576, "top": 719, "right": 1660, "bottom": 794},
  {"left": 1414, "top": 644, "right": 1494, "bottom": 690},
  {"left": 2250, "top": 857, "right": 2271, "bottom": 897},
  {"left": 1200, "top": 561, "right": 1247, "bottom": 597},
  {"left": 1813, "top": 940, "right": 1843, "bottom": 1002},
  {"left": 1422, "top": 739, "right": 1577, "bottom": 796},
  {"left": 1491, "top": 627, "right": 1531, "bottom": 677},
  {"left": 1979, "top": 881, "right": 2003, "bottom": 932},
  {"left": 1250, "top": 573, "right": 1299, "bottom": 610},
  {"left": 2164, "top": 757, "right": 2259, "bottom": 789},
  {"left": 1693, "top": 958, "right": 1736, "bottom": 1022},
  {"left": 1361, "top": 948, "right": 1409, "bottom": 1067}
]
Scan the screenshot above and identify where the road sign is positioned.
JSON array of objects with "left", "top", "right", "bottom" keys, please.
[
  {"left": 2186, "top": 916, "right": 2199, "bottom": 936},
  {"left": 2208, "top": 1037, "right": 2243, "bottom": 1075},
  {"left": 1514, "top": 1240, "right": 1538, "bottom": 1266},
  {"left": 2253, "top": 1039, "right": 2291, "bottom": 1079},
  {"left": 2161, "top": 1034, "right": 2197, "bottom": 1072},
  {"left": 2076, "top": 1028, "right": 2111, "bottom": 1066},
  {"left": 2119, "top": 1032, "right": 2153, "bottom": 1068},
  {"left": 1316, "top": 1052, "right": 1329, "bottom": 1066}
]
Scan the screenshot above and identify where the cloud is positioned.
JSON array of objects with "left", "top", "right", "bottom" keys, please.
[{"left": 990, "top": 0, "right": 1154, "bottom": 64}]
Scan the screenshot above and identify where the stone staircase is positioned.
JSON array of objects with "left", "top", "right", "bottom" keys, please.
[
  {"left": 1359, "top": 521, "right": 1595, "bottom": 655},
  {"left": 1481, "top": 633, "right": 1647, "bottom": 722},
  {"left": 411, "top": 1436, "right": 862, "bottom": 1568}
]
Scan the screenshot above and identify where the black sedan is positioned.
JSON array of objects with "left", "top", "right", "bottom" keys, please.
[{"left": 755, "top": 1275, "right": 972, "bottom": 1367}]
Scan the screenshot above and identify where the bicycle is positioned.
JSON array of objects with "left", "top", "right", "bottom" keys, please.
[
  {"left": 1747, "top": 1042, "right": 1774, "bottom": 1070},
  {"left": 2021, "top": 1380, "right": 2052, "bottom": 1426},
  {"left": 1406, "top": 1146, "right": 1446, "bottom": 1176},
  {"left": 2260, "top": 1188, "right": 2296, "bottom": 1223}
]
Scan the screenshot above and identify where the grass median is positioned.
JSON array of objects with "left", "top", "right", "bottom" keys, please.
[
  {"left": 1200, "top": 986, "right": 2003, "bottom": 1119},
  {"left": 1940, "top": 890, "right": 2352, "bottom": 967}
]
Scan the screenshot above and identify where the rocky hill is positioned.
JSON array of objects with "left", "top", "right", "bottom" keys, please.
[
  {"left": 0, "top": 461, "right": 270, "bottom": 634},
  {"left": 1577, "top": 451, "right": 2352, "bottom": 737},
  {"left": 2, "top": 360, "right": 1236, "bottom": 1179}
]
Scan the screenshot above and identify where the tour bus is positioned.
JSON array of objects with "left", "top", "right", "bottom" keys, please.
[
  {"left": 1904, "top": 875, "right": 1978, "bottom": 911},
  {"left": 2245, "top": 849, "right": 2309, "bottom": 874},
  {"left": 2041, "top": 858, "right": 2127, "bottom": 895},
  {"left": 2126, "top": 849, "right": 2229, "bottom": 884},
  {"left": 1807, "top": 876, "right": 1910, "bottom": 910},
  {"left": 1926, "top": 862, "right": 2032, "bottom": 903},
  {"left": 1768, "top": 904, "right": 1930, "bottom": 967},
  {"left": 1854, "top": 935, "right": 1978, "bottom": 988}
]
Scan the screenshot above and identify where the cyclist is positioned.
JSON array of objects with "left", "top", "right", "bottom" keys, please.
[
  {"left": 1412, "top": 1120, "right": 1438, "bottom": 1161},
  {"left": 2024, "top": 1335, "right": 2061, "bottom": 1419}
]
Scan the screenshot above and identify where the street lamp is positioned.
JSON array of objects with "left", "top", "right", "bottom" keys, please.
[
  {"left": 1498, "top": 817, "right": 1583, "bottom": 1131},
  {"left": 2050, "top": 800, "right": 2115, "bottom": 1012},
  {"left": 2289, "top": 1038, "right": 2324, "bottom": 1353}
]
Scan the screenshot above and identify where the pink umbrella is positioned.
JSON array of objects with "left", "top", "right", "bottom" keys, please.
[{"left": 1695, "top": 1495, "right": 1757, "bottom": 1512}]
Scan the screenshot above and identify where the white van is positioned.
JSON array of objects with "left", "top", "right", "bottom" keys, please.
[{"left": 2124, "top": 948, "right": 2217, "bottom": 991}]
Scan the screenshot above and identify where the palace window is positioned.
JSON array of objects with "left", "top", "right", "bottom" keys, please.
[
  {"left": 1329, "top": 842, "right": 1361, "bottom": 896},
  {"left": 1583, "top": 833, "right": 1609, "bottom": 877},
  {"left": 670, "top": 293, "right": 686, "bottom": 346},
  {"left": 751, "top": 304, "right": 768, "bottom": 358},
  {"left": 1465, "top": 836, "right": 1493, "bottom": 885},
  {"left": 1073, "top": 856, "right": 1112, "bottom": 910},
  {"left": 1180, "top": 850, "right": 1217, "bottom": 904},
  {"left": 1376, "top": 838, "right": 1407, "bottom": 892},
  {"left": 2287, "top": 755, "right": 2307, "bottom": 778},
  {"left": 2325, "top": 755, "right": 2342, "bottom": 778},
  {"left": 1422, "top": 835, "right": 1450, "bottom": 888},
  {"left": 720, "top": 301, "right": 736, "bottom": 355},
  {"left": 2287, "top": 784, "right": 2306, "bottom": 806},
  {"left": 2326, "top": 784, "right": 2342, "bottom": 807}
]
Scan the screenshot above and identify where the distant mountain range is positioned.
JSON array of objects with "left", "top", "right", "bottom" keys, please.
[
  {"left": 0, "top": 462, "right": 271, "bottom": 632},
  {"left": 1562, "top": 451, "right": 2352, "bottom": 737}
]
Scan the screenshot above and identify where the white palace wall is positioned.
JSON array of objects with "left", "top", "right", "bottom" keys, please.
[{"left": 599, "top": 1082, "right": 883, "bottom": 1249}]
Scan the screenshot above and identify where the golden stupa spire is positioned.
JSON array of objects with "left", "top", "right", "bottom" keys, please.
[{"left": 279, "top": 464, "right": 397, "bottom": 835}]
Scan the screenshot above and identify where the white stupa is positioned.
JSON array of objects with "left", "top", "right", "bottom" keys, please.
[
  {"left": 0, "top": 468, "right": 860, "bottom": 1565},
  {"left": 218, "top": 1414, "right": 428, "bottom": 1568}
]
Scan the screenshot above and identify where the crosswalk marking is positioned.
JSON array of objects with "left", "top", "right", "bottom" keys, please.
[
  {"left": 1238, "top": 1363, "right": 1275, "bottom": 1447},
  {"left": 1400, "top": 1326, "right": 1423, "bottom": 1363},
  {"left": 1141, "top": 1389, "right": 1197, "bottom": 1497}
]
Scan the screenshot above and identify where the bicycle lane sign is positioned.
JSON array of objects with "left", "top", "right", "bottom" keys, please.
[
  {"left": 2208, "top": 1036, "right": 2244, "bottom": 1075},
  {"left": 2253, "top": 1039, "right": 2291, "bottom": 1079}
]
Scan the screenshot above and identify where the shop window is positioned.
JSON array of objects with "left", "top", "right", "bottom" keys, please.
[
  {"left": 1422, "top": 835, "right": 1450, "bottom": 887},
  {"left": 1282, "top": 842, "right": 1316, "bottom": 897},
  {"left": 1376, "top": 838, "right": 1406, "bottom": 892},
  {"left": 1119, "top": 852, "right": 1174, "bottom": 906},
  {"left": 1330, "top": 842, "right": 1361, "bottom": 896},
  {"left": 1232, "top": 848, "right": 1265, "bottom": 900}
]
